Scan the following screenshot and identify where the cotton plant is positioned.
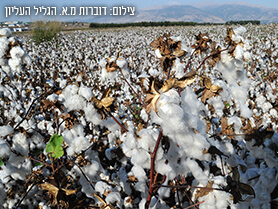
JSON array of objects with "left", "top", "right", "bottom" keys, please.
[
  {"left": 0, "top": 28, "right": 31, "bottom": 76},
  {"left": 0, "top": 25, "right": 277, "bottom": 209}
]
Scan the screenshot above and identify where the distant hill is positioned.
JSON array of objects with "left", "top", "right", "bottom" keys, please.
[{"left": 83, "top": 3, "right": 278, "bottom": 23}]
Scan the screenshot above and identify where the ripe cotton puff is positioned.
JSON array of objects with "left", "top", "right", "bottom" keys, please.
[
  {"left": 0, "top": 125, "right": 14, "bottom": 137},
  {"left": 63, "top": 124, "right": 90, "bottom": 156},
  {"left": 0, "top": 28, "right": 12, "bottom": 37}
]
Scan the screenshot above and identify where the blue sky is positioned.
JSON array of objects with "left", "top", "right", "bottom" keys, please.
[{"left": 1, "top": 0, "right": 278, "bottom": 22}]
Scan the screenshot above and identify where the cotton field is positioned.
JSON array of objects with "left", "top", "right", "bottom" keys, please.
[{"left": 0, "top": 24, "right": 278, "bottom": 209}]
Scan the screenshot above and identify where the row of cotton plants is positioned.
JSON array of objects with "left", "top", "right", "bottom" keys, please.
[{"left": 0, "top": 24, "right": 277, "bottom": 209}]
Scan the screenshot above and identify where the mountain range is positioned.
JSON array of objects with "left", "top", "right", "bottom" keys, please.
[{"left": 85, "top": 3, "right": 278, "bottom": 24}]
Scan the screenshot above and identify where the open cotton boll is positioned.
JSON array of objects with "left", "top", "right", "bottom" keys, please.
[
  {"left": 84, "top": 103, "right": 102, "bottom": 125},
  {"left": 78, "top": 83, "right": 93, "bottom": 101},
  {"left": 116, "top": 58, "right": 127, "bottom": 68},
  {"left": 0, "top": 38, "right": 9, "bottom": 58},
  {"left": 63, "top": 124, "right": 90, "bottom": 156},
  {"left": 171, "top": 58, "right": 185, "bottom": 79},
  {"left": 130, "top": 148, "right": 150, "bottom": 168},
  {"left": 154, "top": 49, "right": 162, "bottom": 58},
  {"left": 10, "top": 46, "right": 25, "bottom": 59},
  {"left": 0, "top": 140, "right": 11, "bottom": 158},
  {"left": 233, "top": 26, "right": 247, "bottom": 36},
  {"left": 105, "top": 192, "right": 122, "bottom": 206},
  {"left": 12, "top": 132, "right": 29, "bottom": 156},
  {"left": 95, "top": 181, "right": 113, "bottom": 195},
  {"left": 185, "top": 158, "right": 208, "bottom": 186},
  {"left": 0, "top": 125, "right": 14, "bottom": 137},
  {"left": 207, "top": 96, "right": 224, "bottom": 118},
  {"left": 234, "top": 45, "right": 244, "bottom": 61},
  {"left": 0, "top": 28, "right": 12, "bottom": 37}
]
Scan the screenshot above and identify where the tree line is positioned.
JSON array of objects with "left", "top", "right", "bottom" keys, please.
[{"left": 89, "top": 20, "right": 260, "bottom": 28}]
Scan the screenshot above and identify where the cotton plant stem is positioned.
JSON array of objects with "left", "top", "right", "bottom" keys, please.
[
  {"left": 104, "top": 109, "right": 128, "bottom": 132},
  {"left": 195, "top": 48, "right": 230, "bottom": 72},
  {"left": 145, "top": 129, "right": 163, "bottom": 209},
  {"left": 14, "top": 89, "right": 52, "bottom": 130},
  {"left": 183, "top": 201, "right": 205, "bottom": 209},
  {"left": 184, "top": 49, "right": 197, "bottom": 73},
  {"left": 118, "top": 68, "right": 147, "bottom": 108}
]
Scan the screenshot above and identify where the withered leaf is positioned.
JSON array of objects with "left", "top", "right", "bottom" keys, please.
[
  {"left": 101, "top": 97, "right": 114, "bottom": 108},
  {"left": 194, "top": 181, "right": 215, "bottom": 200},
  {"left": 40, "top": 182, "right": 76, "bottom": 207},
  {"left": 201, "top": 89, "right": 215, "bottom": 103},
  {"left": 203, "top": 76, "right": 212, "bottom": 89}
]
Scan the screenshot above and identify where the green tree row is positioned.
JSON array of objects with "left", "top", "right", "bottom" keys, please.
[
  {"left": 89, "top": 20, "right": 260, "bottom": 28},
  {"left": 225, "top": 20, "right": 260, "bottom": 25}
]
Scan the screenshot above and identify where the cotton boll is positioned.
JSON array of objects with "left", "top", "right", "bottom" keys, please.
[
  {"left": 0, "top": 28, "right": 12, "bottom": 37},
  {"left": 116, "top": 58, "right": 127, "bottom": 68},
  {"left": 10, "top": 46, "right": 25, "bottom": 59},
  {"left": 130, "top": 148, "right": 150, "bottom": 168},
  {"left": 207, "top": 96, "right": 224, "bottom": 118},
  {"left": 0, "top": 140, "right": 11, "bottom": 158},
  {"left": 0, "top": 125, "right": 14, "bottom": 137},
  {"left": 140, "top": 108, "right": 148, "bottom": 122},
  {"left": 95, "top": 181, "right": 113, "bottom": 195},
  {"left": 186, "top": 158, "right": 208, "bottom": 186},
  {"left": 63, "top": 124, "right": 90, "bottom": 156},
  {"left": 84, "top": 103, "right": 102, "bottom": 125},
  {"left": 105, "top": 192, "right": 122, "bottom": 206},
  {"left": 154, "top": 49, "right": 162, "bottom": 58},
  {"left": 78, "top": 83, "right": 93, "bottom": 101},
  {"left": 64, "top": 94, "right": 86, "bottom": 111},
  {"left": 234, "top": 45, "right": 244, "bottom": 61},
  {"left": 12, "top": 132, "right": 29, "bottom": 156},
  {"left": 228, "top": 116, "right": 242, "bottom": 134},
  {"left": 171, "top": 58, "right": 185, "bottom": 79},
  {"left": 130, "top": 165, "right": 147, "bottom": 182}
]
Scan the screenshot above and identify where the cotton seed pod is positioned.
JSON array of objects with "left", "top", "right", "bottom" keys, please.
[
  {"left": 210, "top": 84, "right": 222, "bottom": 93},
  {"left": 173, "top": 50, "right": 186, "bottom": 57},
  {"left": 203, "top": 77, "right": 212, "bottom": 89},
  {"left": 101, "top": 97, "right": 114, "bottom": 108}
]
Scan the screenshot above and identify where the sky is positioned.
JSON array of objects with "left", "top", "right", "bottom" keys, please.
[{"left": 1, "top": 0, "right": 278, "bottom": 22}]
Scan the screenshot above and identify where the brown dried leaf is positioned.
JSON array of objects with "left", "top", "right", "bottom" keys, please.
[
  {"left": 173, "top": 50, "right": 186, "bottom": 57},
  {"left": 203, "top": 77, "right": 212, "bottom": 89},
  {"left": 106, "top": 60, "right": 118, "bottom": 72},
  {"left": 201, "top": 89, "right": 215, "bottom": 103},
  {"left": 195, "top": 181, "right": 214, "bottom": 200},
  {"left": 210, "top": 84, "right": 222, "bottom": 93},
  {"left": 101, "top": 97, "right": 114, "bottom": 108},
  {"left": 161, "top": 77, "right": 176, "bottom": 92}
]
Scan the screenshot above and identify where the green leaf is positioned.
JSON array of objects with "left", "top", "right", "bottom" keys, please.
[
  {"left": 0, "top": 159, "right": 4, "bottom": 166},
  {"left": 46, "top": 133, "right": 64, "bottom": 159}
]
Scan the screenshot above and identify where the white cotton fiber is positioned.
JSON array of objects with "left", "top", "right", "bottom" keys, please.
[
  {"left": 84, "top": 103, "right": 102, "bottom": 125},
  {"left": 0, "top": 28, "right": 12, "bottom": 37},
  {"left": 186, "top": 158, "right": 208, "bottom": 186},
  {"left": 95, "top": 181, "right": 112, "bottom": 195},
  {"left": 105, "top": 192, "right": 121, "bottom": 205},
  {"left": 12, "top": 133, "right": 29, "bottom": 156},
  {"left": 10, "top": 46, "right": 25, "bottom": 58},
  {"left": 116, "top": 58, "right": 127, "bottom": 68},
  {"left": 63, "top": 124, "right": 90, "bottom": 156},
  {"left": 130, "top": 148, "right": 150, "bottom": 168},
  {"left": 0, "top": 125, "right": 14, "bottom": 137},
  {"left": 0, "top": 140, "right": 11, "bottom": 158},
  {"left": 78, "top": 83, "right": 93, "bottom": 101},
  {"left": 154, "top": 49, "right": 162, "bottom": 58}
]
